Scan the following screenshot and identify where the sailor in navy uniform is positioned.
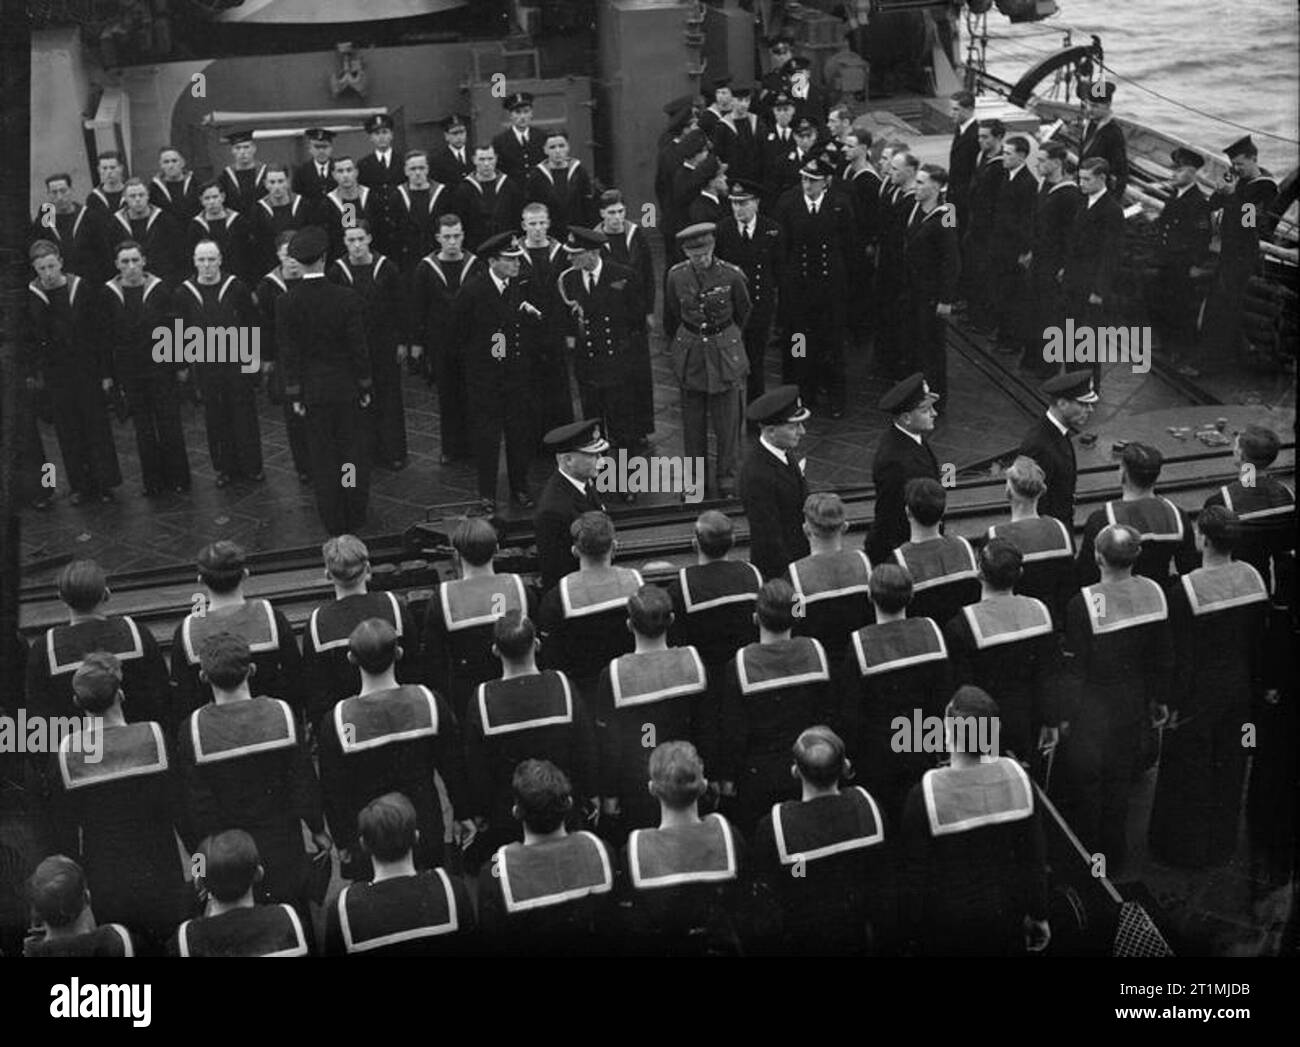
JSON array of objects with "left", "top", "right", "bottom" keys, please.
[
  {"left": 666, "top": 129, "right": 711, "bottom": 265},
  {"left": 424, "top": 517, "right": 533, "bottom": 721},
  {"left": 170, "top": 541, "right": 303, "bottom": 723},
  {"left": 595, "top": 586, "right": 708, "bottom": 833},
  {"left": 301, "top": 535, "right": 417, "bottom": 731},
  {"left": 103, "top": 240, "right": 190, "bottom": 496},
  {"left": 557, "top": 225, "right": 643, "bottom": 462},
  {"left": 1078, "top": 80, "right": 1129, "bottom": 197},
  {"left": 177, "top": 637, "right": 328, "bottom": 910},
  {"left": 838, "top": 563, "right": 953, "bottom": 823},
  {"left": 170, "top": 830, "right": 313, "bottom": 957},
  {"left": 1202, "top": 135, "right": 1280, "bottom": 364},
  {"left": 518, "top": 202, "right": 574, "bottom": 443},
  {"left": 534, "top": 419, "right": 610, "bottom": 593},
  {"left": 871, "top": 148, "right": 917, "bottom": 376},
  {"left": 86, "top": 151, "right": 127, "bottom": 216},
  {"left": 476, "top": 759, "right": 616, "bottom": 955},
  {"left": 190, "top": 180, "right": 255, "bottom": 284},
  {"left": 944, "top": 539, "right": 1062, "bottom": 767},
  {"left": 278, "top": 226, "right": 375, "bottom": 535},
  {"left": 319, "top": 156, "right": 381, "bottom": 262},
  {"left": 989, "top": 455, "right": 1078, "bottom": 629},
  {"left": 713, "top": 83, "right": 763, "bottom": 183},
  {"left": 407, "top": 214, "right": 477, "bottom": 461},
  {"left": 1059, "top": 524, "right": 1174, "bottom": 871},
  {"left": 714, "top": 179, "right": 785, "bottom": 409},
  {"left": 902, "top": 165, "right": 960, "bottom": 399},
  {"left": 389, "top": 150, "right": 455, "bottom": 273},
  {"left": 696, "top": 76, "right": 734, "bottom": 139},
  {"left": 525, "top": 128, "right": 596, "bottom": 230},
  {"left": 429, "top": 113, "right": 473, "bottom": 188},
  {"left": 149, "top": 145, "right": 201, "bottom": 222},
  {"left": 292, "top": 127, "right": 336, "bottom": 202},
  {"left": 1061, "top": 158, "right": 1127, "bottom": 389},
  {"left": 1021, "top": 142, "right": 1082, "bottom": 377},
  {"left": 597, "top": 189, "right": 657, "bottom": 445},
  {"left": 739, "top": 386, "right": 810, "bottom": 581},
  {"left": 1075, "top": 442, "right": 1197, "bottom": 591},
  {"left": 1203, "top": 424, "right": 1295, "bottom": 592},
  {"left": 990, "top": 137, "right": 1037, "bottom": 357},
  {"left": 492, "top": 91, "right": 547, "bottom": 179},
  {"left": 665, "top": 511, "right": 762, "bottom": 768},
  {"left": 110, "top": 178, "right": 185, "bottom": 286},
  {"left": 963, "top": 120, "right": 1007, "bottom": 330},
  {"left": 537, "top": 511, "right": 642, "bottom": 699},
  {"left": 772, "top": 155, "right": 855, "bottom": 416},
  {"left": 22, "top": 856, "right": 138, "bottom": 958},
  {"left": 26, "top": 240, "right": 121, "bottom": 503},
  {"left": 328, "top": 221, "right": 407, "bottom": 468},
  {"left": 893, "top": 478, "right": 981, "bottom": 627},
  {"left": 720, "top": 580, "right": 831, "bottom": 831},
  {"left": 30, "top": 173, "right": 112, "bottom": 282},
  {"left": 1150, "top": 146, "right": 1213, "bottom": 361},
  {"left": 788, "top": 492, "right": 873, "bottom": 667},
  {"left": 620, "top": 741, "right": 747, "bottom": 956},
  {"left": 901, "top": 687, "right": 1050, "bottom": 956},
  {"left": 453, "top": 230, "right": 543, "bottom": 511},
  {"left": 1016, "top": 370, "right": 1099, "bottom": 529},
  {"left": 752, "top": 727, "right": 890, "bottom": 956},
  {"left": 249, "top": 164, "right": 314, "bottom": 277},
  {"left": 451, "top": 153, "right": 527, "bottom": 292},
  {"left": 50, "top": 653, "right": 186, "bottom": 944},
  {"left": 28, "top": 559, "right": 170, "bottom": 731},
  {"left": 318, "top": 619, "right": 471, "bottom": 880},
  {"left": 356, "top": 113, "right": 405, "bottom": 256},
  {"left": 215, "top": 129, "right": 268, "bottom": 214},
  {"left": 325, "top": 793, "right": 476, "bottom": 956},
  {"left": 841, "top": 130, "right": 882, "bottom": 342},
  {"left": 1149, "top": 506, "right": 1271, "bottom": 868},
  {"left": 466, "top": 612, "right": 598, "bottom": 852},
  {"left": 866, "top": 373, "right": 940, "bottom": 564}
]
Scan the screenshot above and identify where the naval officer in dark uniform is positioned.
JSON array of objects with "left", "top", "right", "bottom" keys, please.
[
  {"left": 714, "top": 179, "right": 785, "bottom": 411},
  {"left": 866, "top": 373, "right": 940, "bottom": 565},
  {"left": 739, "top": 386, "right": 811, "bottom": 581},
  {"left": 1016, "top": 370, "right": 1098, "bottom": 530},
  {"left": 1078, "top": 80, "right": 1129, "bottom": 198},
  {"left": 277, "top": 226, "right": 373, "bottom": 536},
  {"left": 1150, "top": 147, "right": 1212, "bottom": 364},
  {"left": 534, "top": 419, "right": 610, "bottom": 593}
]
